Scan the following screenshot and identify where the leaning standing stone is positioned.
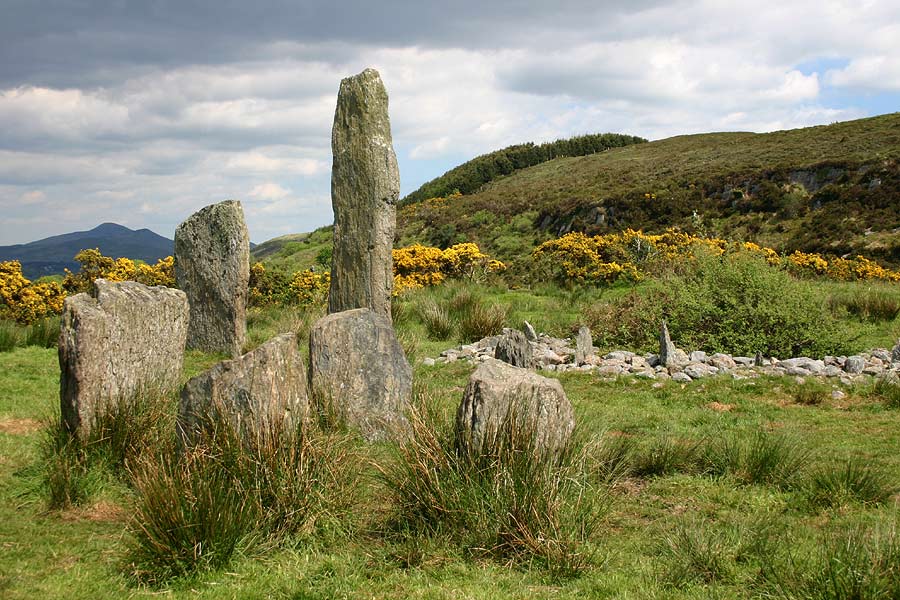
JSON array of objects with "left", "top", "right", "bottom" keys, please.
[
  {"left": 177, "top": 333, "right": 308, "bottom": 447},
  {"left": 59, "top": 280, "right": 188, "bottom": 438},
  {"left": 456, "top": 358, "right": 574, "bottom": 458},
  {"left": 308, "top": 308, "right": 411, "bottom": 440},
  {"left": 328, "top": 68, "right": 400, "bottom": 320},
  {"left": 175, "top": 200, "right": 250, "bottom": 357}
]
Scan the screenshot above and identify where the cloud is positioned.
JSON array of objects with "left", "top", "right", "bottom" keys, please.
[{"left": 0, "top": 0, "right": 898, "bottom": 246}]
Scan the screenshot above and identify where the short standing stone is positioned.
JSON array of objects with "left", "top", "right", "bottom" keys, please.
[
  {"left": 175, "top": 200, "right": 250, "bottom": 357},
  {"left": 523, "top": 320, "right": 538, "bottom": 342},
  {"left": 177, "top": 333, "right": 308, "bottom": 447},
  {"left": 660, "top": 320, "right": 677, "bottom": 367},
  {"left": 456, "top": 358, "right": 575, "bottom": 458},
  {"left": 575, "top": 325, "right": 593, "bottom": 365},
  {"left": 308, "top": 308, "right": 411, "bottom": 441},
  {"left": 59, "top": 280, "right": 188, "bottom": 438},
  {"left": 328, "top": 68, "right": 400, "bottom": 320},
  {"left": 494, "top": 329, "right": 534, "bottom": 368},
  {"left": 892, "top": 340, "right": 900, "bottom": 363}
]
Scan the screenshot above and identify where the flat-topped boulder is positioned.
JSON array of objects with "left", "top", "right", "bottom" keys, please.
[
  {"left": 328, "top": 68, "right": 400, "bottom": 320},
  {"left": 456, "top": 358, "right": 575, "bottom": 458},
  {"left": 308, "top": 308, "right": 411, "bottom": 441},
  {"left": 177, "top": 333, "right": 308, "bottom": 447},
  {"left": 59, "top": 279, "right": 188, "bottom": 438},
  {"left": 175, "top": 199, "right": 250, "bottom": 357}
]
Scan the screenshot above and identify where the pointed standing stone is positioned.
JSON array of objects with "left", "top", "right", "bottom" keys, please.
[
  {"left": 175, "top": 200, "right": 250, "bottom": 357},
  {"left": 575, "top": 325, "right": 593, "bottom": 364},
  {"left": 328, "top": 68, "right": 400, "bottom": 321},
  {"left": 660, "top": 320, "right": 677, "bottom": 367}
]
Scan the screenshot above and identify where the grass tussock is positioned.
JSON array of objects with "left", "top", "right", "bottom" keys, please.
[
  {"left": 792, "top": 380, "right": 831, "bottom": 406},
  {"left": 378, "top": 395, "right": 605, "bottom": 577},
  {"left": 43, "top": 386, "right": 175, "bottom": 510},
  {"left": 873, "top": 376, "right": 900, "bottom": 409},
  {"left": 763, "top": 521, "right": 900, "bottom": 599},
  {"left": 702, "top": 429, "right": 810, "bottom": 488},
  {"left": 829, "top": 287, "right": 900, "bottom": 322},
  {"left": 127, "top": 414, "right": 359, "bottom": 584},
  {"left": 412, "top": 286, "right": 508, "bottom": 343},
  {"left": 803, "top": 460, "right": 896, "bottom": 509}
]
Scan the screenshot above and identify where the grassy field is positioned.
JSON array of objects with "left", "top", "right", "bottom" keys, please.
[{"left": 1, "top": 281, "right": 899, "bottom": 599}]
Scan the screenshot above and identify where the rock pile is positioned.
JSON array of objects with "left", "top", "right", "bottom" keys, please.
[{"left": 430, "top": 326, "right": 900, "bottom": 384}]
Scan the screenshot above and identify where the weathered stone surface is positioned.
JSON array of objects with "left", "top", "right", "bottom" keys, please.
[
  {"left": 59, "top": 280, "right": 188, "bottom": 437},
  {"left": 456, "top": 358, "right": 574, "bottom": 457},
  {"left": 844, "top": 356, "right": 865, "bottom": 374},
  {"left": 660, "top": 321, "right": 677, "bottom": 367},
  {"left": 175, "top": 200, "right": 250, "bottom": 357},
  {"left": 892, "top": 341, "right": 900, "bottom": 363},
  {"left": 308, "top": 308, "right": 411, "bottom": 440},
  {"left": 328, "top": 68, "right": 400, "bottom": 320},
  {"left": 523, "top": 320, "right": 538, "bottom": 342},
  {"left": 177, "top": 333, "right": 308, "bottom": 447},
  {"left": 574, "top": 325, "right": 593, "bottom": 365},
  {"left": 494, "top": 329, "right": 533, "bottom": 368}
]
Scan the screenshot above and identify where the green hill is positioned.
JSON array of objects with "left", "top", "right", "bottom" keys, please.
[{"left": 256, "top": 113, "right": 900, "bottom": 274}]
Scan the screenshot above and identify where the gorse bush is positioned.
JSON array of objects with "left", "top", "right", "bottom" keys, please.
[
  {"left": 62, "top": 248, "right": 175, "bottom": 294},
  {"left": 0, "top": 260, "right": 65, "bottom": 325},
  {"left": 378, "top": 395, "right": 604, "bottom": 576}
]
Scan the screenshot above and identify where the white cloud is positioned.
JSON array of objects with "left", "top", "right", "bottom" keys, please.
[{"left": 248, "top": 182, "right": 291, "bottom": 200}]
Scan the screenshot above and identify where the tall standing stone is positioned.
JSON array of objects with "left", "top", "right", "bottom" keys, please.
[
  {"left": 328, "top": 68, "right": 400, "bottom": 321},
  {"left": 59, "top": 279, "right": 188, "bottom": 438},
  {"left": 175, "top": 200, "right": 250, "bottom": 357},
  {"left": 660, "top": 320, "right": 677, "bottom": 367},
  {"left": 494, "top": 329, "right": 533, "bottom": 368}
]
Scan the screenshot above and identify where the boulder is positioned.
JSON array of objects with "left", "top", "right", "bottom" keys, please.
[
  {"left": 177, "top": 333, "right": 308, "bottom": 447},
  {"left": 59, "top": 280, "right": 188, "bottom": 438},
  {"left": 308, "top": 308, "right": 411, "bottom": 440},
  {"left": 494, "top": 329, "right": 533, "bottom": 368},
  {"left": 456, "top": 358, "right": 574, "bottom": 458},
  {"left": 844, "top": 355, "right": 865, "bottom": 374},
  {"left": 175, "top": 200, "right": 250, "bottom": 357},
  {"left": 328, "top": 68, "right": 400, "bottom": 320}
]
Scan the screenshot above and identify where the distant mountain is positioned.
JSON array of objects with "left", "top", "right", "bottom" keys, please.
[{"left": 0, "top": 223, "right": 174, "bottom": 280}]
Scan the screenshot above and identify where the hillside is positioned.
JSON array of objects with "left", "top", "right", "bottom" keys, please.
[
  {"left": 397, "top": 113, "right": 900, "bottom": 272},
  {"left": 0, "top": 223, "right": 174, "bottom": 279},
  {"left": 250, "top": 113, "right": 900, "bottom": 275}
]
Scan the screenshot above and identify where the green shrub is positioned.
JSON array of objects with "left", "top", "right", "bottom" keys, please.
[
  {"left": 378, "top": 395, "right": 604, "bottom": 576},
  {"left": 587, "top": 251, "right": 852, "bottom": 356}
]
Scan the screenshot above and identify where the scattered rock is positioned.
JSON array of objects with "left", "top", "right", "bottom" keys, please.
[
  {"left": 671, "top": 372, "right": 692, "bottom": 383},
  {"left": 59, "top": 280, "right": 188, "bottom": 438},
  {"left": 328, "top": 68, "right": 400, "bottom": 321},
  {"left": 308, "top": 308, "right": 411, "bottom": 441},
  {"left": 494, "top": 329, "right": 534, "bottom": 368},
  {"left": 175, "top": 200, "right": 250, "bottom": 357},
  {"left": 456, "top": 358, "right": 574, "bottom": 458},
  {"left": 844, "top": 356, "right": 865, "bottom": 374},
  {"left": 178, "top": 333, "right": 308, "bottom": 447}
]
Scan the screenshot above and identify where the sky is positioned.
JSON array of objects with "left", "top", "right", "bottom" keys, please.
[{"left": 1, "top": 0, "right": 898, "bottom": 246}]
